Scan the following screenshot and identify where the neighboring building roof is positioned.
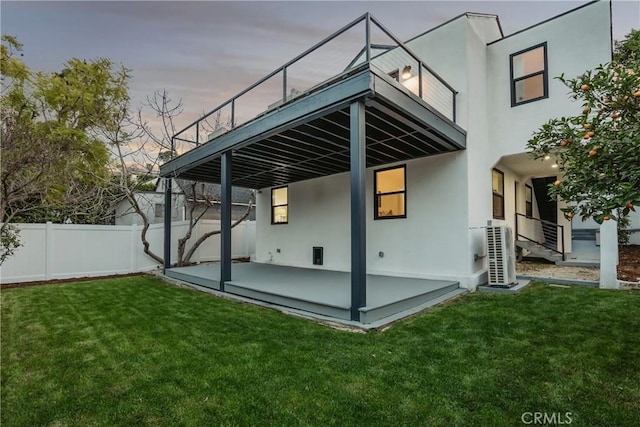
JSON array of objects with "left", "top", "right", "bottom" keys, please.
[{"left": 174, "top": 179, "right": 254, "bottom": 205}]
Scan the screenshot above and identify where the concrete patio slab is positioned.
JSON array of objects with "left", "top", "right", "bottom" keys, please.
[{"left": 165, "top": 262, "right": 462, "bottom": 325}]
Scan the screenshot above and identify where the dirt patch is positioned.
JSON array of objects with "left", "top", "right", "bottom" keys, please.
[
  {"left": 517, "top": 245, "right": 640, "bottom": 285},
  {"left": 1, "top": 272, "right": 147, "bottom": 290},
  {"left": 517, "top": 260, "right": 599, "bottom": 281},
  {"left": 618, "top": 245, "right": 640, "bottom": 283}
]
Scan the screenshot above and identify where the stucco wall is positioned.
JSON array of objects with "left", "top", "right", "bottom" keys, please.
[
  {"left": 115, "top": 192, "right": 184, "bottom": 226},
  {"left": 256, "top": 152, "right": 473, "bottom": 285},
  {"left": 253, "top": 1, "right": 612, "bottom": 287},
  {"left": 487, "top": 0, "right": 612, "bottom": 159}
]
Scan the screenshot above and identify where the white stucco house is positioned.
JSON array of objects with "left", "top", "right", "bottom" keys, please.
[
  {"left": 159, "top": 1, "right": 614, "bottom": 324},
  {"left": 113, "top": 178, "right": 255, "bottom": 225}
]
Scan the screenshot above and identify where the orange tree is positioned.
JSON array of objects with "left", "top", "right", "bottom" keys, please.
[{"left": 527, "top": 30, "right": 639, "bottom": 224}]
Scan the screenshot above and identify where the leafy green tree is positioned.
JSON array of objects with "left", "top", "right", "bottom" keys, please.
[
  {"left": 527, "top": 30, "right": 640, "bottom": 224},
  {"left": 1, "top": 35, "right": 130, "bottom": 225}
]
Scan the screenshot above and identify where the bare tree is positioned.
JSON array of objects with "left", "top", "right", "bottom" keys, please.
[{"left": 104, "top": 90, "right": 253, "bottom": 267}]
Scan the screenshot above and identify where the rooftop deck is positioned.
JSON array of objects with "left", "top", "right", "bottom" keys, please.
[{"left": 160, "top": 13, "right": 466, "bottom": 189}]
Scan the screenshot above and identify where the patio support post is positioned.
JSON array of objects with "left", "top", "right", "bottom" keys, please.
[
  {"left": 220, "top": 151, "right": 233, "bottom": 290},
  {"left": 350, "top": 100, "right": 366, "bottom": 321},
  {"left": 163, "top": 177, "right": 172, "bottom": 273}
]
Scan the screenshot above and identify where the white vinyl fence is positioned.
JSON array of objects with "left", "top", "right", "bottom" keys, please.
[{"left": 0, "top": 220, "right": 256, "bottom": 284}]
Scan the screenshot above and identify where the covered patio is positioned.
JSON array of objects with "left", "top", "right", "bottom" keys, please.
[
  {"left": 159, "top": 13, "right": 467, "bottom": 324},
  {"left": 166, "top": 263, "right": 463, "bottom": 325}
]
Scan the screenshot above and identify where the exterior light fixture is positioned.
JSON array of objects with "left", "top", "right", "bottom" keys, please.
[
  {"left": 544, "top": 155, "right": 551, "bottom": 160},
  {"left": 402, "top": 65, "right": 412, "bottom": 80},
  {"left": 551, "top": 164, "right": 558, "bottom": 168}
]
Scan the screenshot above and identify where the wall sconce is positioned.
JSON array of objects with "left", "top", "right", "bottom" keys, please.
[{"left": 402, "top": 65, "right": 412, "bottom": 80}]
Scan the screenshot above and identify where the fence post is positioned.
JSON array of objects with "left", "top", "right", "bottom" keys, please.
[
  {"left": 45, "top": 222, "right": 53, "bottom": 280},
  {"left": 131, "top": 223, "right": 138, "bottom": 273},
  {"left": 194, "top": 219, "right": 201, "bottom": 263},
  {"left": 242, "top": 222, "right": 249, "bottom": 257}
]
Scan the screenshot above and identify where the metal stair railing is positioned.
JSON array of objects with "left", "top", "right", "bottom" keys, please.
[{"left": 515, "top": 213, "right": 565, "bottom": 261}]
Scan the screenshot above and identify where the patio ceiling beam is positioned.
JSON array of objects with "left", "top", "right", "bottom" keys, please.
[
  {"left": 332, "top": 107, "right": 443, "bottom": 163},
  {"left": 269, "top": 131, "right": 344, "bottom": 157},
  {"left": 231, "top": 151, "right": 344, "bottom": 186},
  {"left": 259, "top": 134, "right": 349, "bottom": 166},
  {"left": 366, "top": 100, "right": 460, "bottom": 152},
  {"left": 364, "top": 110, "right": 440, "bottom": 155},
  {"left": 298, "top": 121, "right": 350, "bottom": 147},
  {"left": 234, "top": 151, "right": 341, "bottom": 178},
  {"left": 316, "top": 113, "right": 400, "bottom": 164},
  {"left": 369, "top": 77, "right": 466, "bottom": 148}
]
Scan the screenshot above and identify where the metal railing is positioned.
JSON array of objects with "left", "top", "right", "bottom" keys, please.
[
  {"left": 170, "top": 13, "right": 458, "bottom": 159},
  {"left": 515, "top": 213, "right": 565, "bottom": 261}
]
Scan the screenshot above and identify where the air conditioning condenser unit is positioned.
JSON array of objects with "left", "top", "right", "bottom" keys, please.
[{"left": 486, "top": 220, "right": 517, "bottom": 287}]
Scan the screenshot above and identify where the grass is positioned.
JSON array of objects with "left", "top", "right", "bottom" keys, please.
[{"left": 2, "top": 276, "right": 639, "bottom": 426}]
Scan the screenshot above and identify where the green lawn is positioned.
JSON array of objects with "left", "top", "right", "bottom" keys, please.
[{"left": 2, "top": 276, "right": 639, "bottom": 426}]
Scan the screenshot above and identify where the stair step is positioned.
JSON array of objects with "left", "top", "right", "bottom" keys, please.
[{"left": 516, "top": 240, "right": 563, "bottom": 263}]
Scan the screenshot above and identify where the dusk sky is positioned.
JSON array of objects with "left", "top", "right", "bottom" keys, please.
[{"left": 2, "top": 1, "right": 639, "bottom": 135}]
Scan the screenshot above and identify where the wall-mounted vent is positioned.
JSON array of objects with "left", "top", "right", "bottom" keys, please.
[
  {"left": 313, "top": 247, "right": 323, "bottom": 265},
  {"left": 486, "top": 220, "right": 516, "bottom": 287}
]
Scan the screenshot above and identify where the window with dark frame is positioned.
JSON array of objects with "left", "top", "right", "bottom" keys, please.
[
  {"left": 271, "top": 186, "right": 288, "bottom": 224},
  {"left": 492, "top": 169, "right": 505, "bottom": 220},
  {"left": 374, "top": 165, "right": 406, "bottom": 220},
  {"left": 525, "top": 185, "right": 533, "bottom": 217},
  {"left": 510, "top": 42, "right": 548, "bottom": 106}
]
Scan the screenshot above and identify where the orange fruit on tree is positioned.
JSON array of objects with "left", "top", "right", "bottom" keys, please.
[
  {"left": 603, "top": 215, "right": 611, "bottom": 221},
  {"left": 611, "top": 112, "right": 620, "bottom": 119},
  {"left": 588, "top": 131, "right": 595, "bottom": 137},
  {"left": 582, "top": 107, "right": 590, "bottom": 114},
  {"left": 554, "top": 180, "right": 562, "bottom": 186},
  {"left": 589, "top": 150, "right": 598, "bottom": 157},
  {"left": 627, "top": 203, "right": 634, "bottom": 209},
  {"left": 567, "top": 212, "right": 574, "bottom": 219},
  {"left": 634, "top": 91, "right": 640, "bottom": 98},
  {"left": 561, "top": 140, "right": 570, "bottom": 147},
  {"left": 581, "top": 84, "right": 590, "bottom": 91}
]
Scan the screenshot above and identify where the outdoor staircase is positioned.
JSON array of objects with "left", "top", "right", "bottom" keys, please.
[{"left": 515, "top": 240, "right": 563, "bottom": 263}]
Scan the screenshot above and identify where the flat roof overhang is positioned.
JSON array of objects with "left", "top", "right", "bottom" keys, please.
[{"left": 160, "top": 66, "right": 466, "bottom": 189}]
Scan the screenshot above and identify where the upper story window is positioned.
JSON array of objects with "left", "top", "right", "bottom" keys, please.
[
  {"left": 271, "top": 186, "right": 288, "bottom": 224},
  {"left": 375, "top": 165, "right": 406, "bottom": 220},
  {"left": 492, "top": 169, "right": 505, "bottom": 220},
  {"left": 510, "top": 43, "right": 548, "bottom": 106}
]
